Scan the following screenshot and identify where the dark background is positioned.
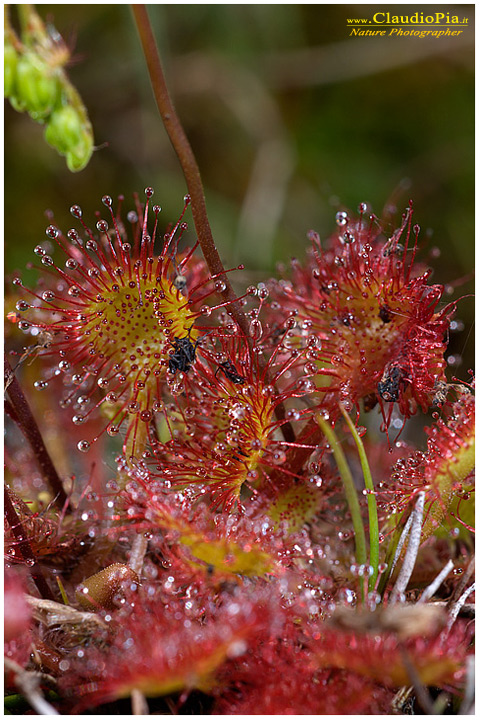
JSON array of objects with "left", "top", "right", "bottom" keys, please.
[{"left": 5, "top": 4, "right": 475, "bottom": 372}]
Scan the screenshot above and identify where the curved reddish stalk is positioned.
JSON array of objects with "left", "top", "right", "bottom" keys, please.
[
  {"left": 5, "top": 355, "right": 70, "bottom": 512},
  {"left": 131, "top": 4, "right": 249, "bottom": 339},
  {"left": 131, "top": 5, "right": 295, "bottom": 443}
]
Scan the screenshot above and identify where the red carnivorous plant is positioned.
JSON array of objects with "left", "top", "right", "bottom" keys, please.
[{"left": 5, "top": 5, "right": 474, "bottom": 716}]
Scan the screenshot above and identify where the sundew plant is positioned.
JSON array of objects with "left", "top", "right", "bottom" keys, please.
[{"left": 4, "top": 5, "right": 474, "bottom": 716}]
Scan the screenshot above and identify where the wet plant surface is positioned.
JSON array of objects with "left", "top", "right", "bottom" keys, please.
[{"left": 4, "top": 5, "right": 474, "bottom": 716}]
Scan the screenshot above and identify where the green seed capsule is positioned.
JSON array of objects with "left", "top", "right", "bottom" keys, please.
[
  {"left": 15, "top": 52, "right": 59, "bottom": 119},
  {"left": 4, "top": 43, "right": 18, "bottom": 98},
  {"left": 66, "top": 129, "right": 94, "bottom": 172},
  {"left": 45, "top": 105, "right": 84, "bottom": 154},
  {"left": 76, "top": 563, "right": 140, "bottom": 611}
]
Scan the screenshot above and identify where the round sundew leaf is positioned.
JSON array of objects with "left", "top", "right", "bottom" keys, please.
[
  {"left": 180, "top": 533, "right": 278, "bottom": 577},
  {"left": 267, "top": 482, "right": 320, "bottom": 533}
]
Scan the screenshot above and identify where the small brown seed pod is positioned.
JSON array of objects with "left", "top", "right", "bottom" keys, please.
[{"left": 76, "top": 563, "right": 140, "bottom": 611}]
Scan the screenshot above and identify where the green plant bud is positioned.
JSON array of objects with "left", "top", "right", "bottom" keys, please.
[
  {"left": 4, "top": 43, "right": 18, "bottom": 98},
  {"left": 8, "top": 95, "right": 27, "bottom": 112},
  {"left": 15, "top": 52, "right": 60, "bottom": 119},
  {"left": 76, "top": 563, "right": 140, "bottom": 611},
  {"left": 44, "top": 105, "right": 84, "bottom": 154},
  {"left": 66, "top": 129, "right": 94, "bottom": 172}
]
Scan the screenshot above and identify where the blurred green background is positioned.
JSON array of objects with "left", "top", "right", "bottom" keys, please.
[{"left": 5, "top": 3, "right": 474, "bottom": 371}]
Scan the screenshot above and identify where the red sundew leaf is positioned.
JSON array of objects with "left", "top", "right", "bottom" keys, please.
[
  {"left": 147, "top": 332, "right": 316, "bottom": 511},
  {"left": 60, "top": 586, "right": 280, "bottom": 711},
  {"left": 213, "top": 638, "right": 395, "bottom": 715},
  {"left": 117, "top": 484, "right": 295, "bottom": 579},
  {"left": 14, "top": 191, "right": 218, "bottom": 462},
  {"left": 4, "top": 489, "right": 89, "bottom": 569},
  {"left": 265, "top": 204, "right": 454, "bottom": 426},
  {"left": 152, "top": 502, "right": 282, "bottom": 577},
  {"left": 309, "top": 622, "right": 471, "bottom": 688},
  {"left": 380, "top": 385, "right": 475, "bottom": 541},
  {"left": 421, "top": 388, "right": 475, "bottom": 540},
  {"left": 266, "top": 480, "right": 321, "bottom": 532}
]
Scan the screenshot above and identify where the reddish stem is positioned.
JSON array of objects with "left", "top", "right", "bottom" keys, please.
[
  {"left": 131, "top": 5, "right": 295, "bottom": 444},
  {"left": 269, "top": 417, "right": 323, "bottom": 486},
  {"left": 131, "top": 4, "right": 250, "bottom": 339},
  {"left": 5, "top": 356, "right": 70, "bottom": 512},
  {"left": 4, "top": 485, "right": 55, "bottom": 600}
]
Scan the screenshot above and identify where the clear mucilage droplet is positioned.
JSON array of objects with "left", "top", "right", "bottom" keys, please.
[
  {"left": 96, "top": 220, "right": 109, "bottom": 233},
  {"left": 45, "top": 225, "right": 59, "bottom": 239},
  {"left": 249, "top": 319, "right": 263, "bottom": 340}
]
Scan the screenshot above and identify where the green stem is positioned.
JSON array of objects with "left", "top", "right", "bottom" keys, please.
[
  {"left": 17, "top": 4, "right": 46, "bottom": 46},
  {"left": 377, "top": 513, "right": 406, "bottom": 595},
  {"left": 339, "top": 405, "right": 380, "bottom": 593},
  {"left": 315, "top": 414, "right": 367, "bottom": 570}
]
